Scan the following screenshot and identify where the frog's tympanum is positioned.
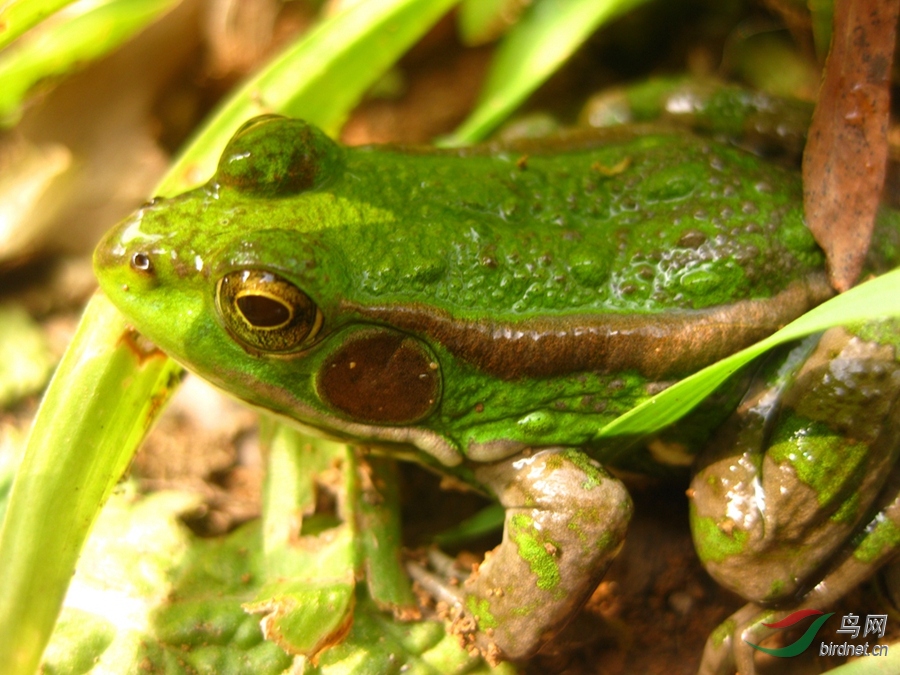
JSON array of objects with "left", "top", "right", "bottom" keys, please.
[{"left": 95, "top": 115, "right": 900, "bottom": 673}]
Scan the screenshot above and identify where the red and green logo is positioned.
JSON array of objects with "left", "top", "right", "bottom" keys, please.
[{"left": 746, "top": 609, "right": 834, "bottom": 657}]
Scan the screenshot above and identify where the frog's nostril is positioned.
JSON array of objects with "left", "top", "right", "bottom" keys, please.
[{"left": 130, "top": 252, "right": 154, "bottom": 274}]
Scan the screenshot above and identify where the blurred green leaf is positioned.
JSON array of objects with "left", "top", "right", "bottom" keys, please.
[
  {"left": 444, "top": 0, "right": 650, "bottom": 145},
  {"left": 810, "top": 0, "right": 834, "bottom": 60},
  {"left": 0, "top": 0, "right": 182, "bottom": 126},
  {"left": 0, "top": 0, "right": 76, "bottom": 51},
  {"left": 40, "top": 485, "right": 293, "bottom": 674},
  {"left": 0, "top": 293, "right": 184, "bottom": 675},
  {"left": 457, "top": 0, "right": 526, "bottom": 45}
]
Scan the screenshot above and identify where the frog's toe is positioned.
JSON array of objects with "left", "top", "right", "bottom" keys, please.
[
  {"left": 697, "top": 603, "right": 767, "bottom": 675},
  {"left": 406, "top": 553, "right": 467, "bottom": 608},
  {"left": 406, "top": 551, "right": 505, "bottom": 662}
]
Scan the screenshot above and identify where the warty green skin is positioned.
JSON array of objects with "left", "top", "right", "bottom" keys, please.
[{"left": 95, "top": 116, "right": 900, "bottom": 670}]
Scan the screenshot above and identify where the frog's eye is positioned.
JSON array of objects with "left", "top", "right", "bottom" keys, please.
[
  {"left": 216, "top": 116, "right": 341, "bottom": 197},
  {"left": 216, "top": 270, "right": 322, "bottom": 353}
]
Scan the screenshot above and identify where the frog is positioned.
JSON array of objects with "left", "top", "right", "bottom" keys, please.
[{"left": 93, "top": 114, "right": 900, "bottom": 673}]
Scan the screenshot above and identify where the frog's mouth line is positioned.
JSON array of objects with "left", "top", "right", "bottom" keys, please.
[
  {"left": 254, "top": 393, "right": 554, "bottom": 466},
  {"left": 185, "top": 360, "right": 467, "bottom": 467},
  {"left": 269, "top": 401, "right": 465, "bottom": 467},
  {"left": 343, "top": 273, "right": 834, "bottom": 381}
]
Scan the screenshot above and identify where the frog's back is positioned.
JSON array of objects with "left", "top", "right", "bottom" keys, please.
[{"left": 334, "top": 128, "right": 826, "bottom": 318}]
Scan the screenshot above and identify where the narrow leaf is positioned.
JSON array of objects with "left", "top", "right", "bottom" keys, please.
[
  {"left": 0, "top": 293, "right": 183, "bottom": 675},
  {"left": 599, "top": 268, "right": 900, "bottom": 438},
  {"left": 0, "top": 0, "right": 181, "bottom": 126},
  {"left": 457, "top": 0, "right": 526, "bottom": 45},
  {"left": 443, "top": 0, "right": 648, "bottom": 145},
  {"left": 0, "top": 0, "right": 76, "bottom": 51}
]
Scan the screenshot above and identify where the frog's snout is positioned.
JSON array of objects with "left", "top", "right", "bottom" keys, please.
[
  {"left": 94, "top": 222, "right": 127, "bottom": 276},
  {"left": 93, "top": 214, "right": 164, "bottom": 294}
]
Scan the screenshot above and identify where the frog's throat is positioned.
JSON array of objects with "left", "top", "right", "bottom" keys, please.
[{"left": 344, "top": 274, "right": 834, "bottom": 381}]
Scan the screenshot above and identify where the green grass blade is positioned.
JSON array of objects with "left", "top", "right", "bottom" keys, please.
[
  {"left": 442, "top": 0, "right": 649, "bottom": 145},
  {"left": 0, "top": 0, "right": 75, "bottom": 51},
  {"left": 599, "top": 268, "right": 900, "bottom": 438},
  {"left": 457, "top": 0, "right": 520, "bottom": 45},
  {"left": 0, "top": 0, "right": 180, "bottom": 126},
  {"left": 159, "top": 0, "right": 461, "bottom": 195},
  {"left": 0, "top": 293, "right": 183, "bottom": 675}
]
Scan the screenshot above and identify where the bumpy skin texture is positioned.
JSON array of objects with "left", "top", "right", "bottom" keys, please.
[{"left": 94, "top": 117, "right": 900, "bottom": 670}]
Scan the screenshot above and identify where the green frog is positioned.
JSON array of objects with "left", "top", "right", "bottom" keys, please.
[{"left": 93, "top": 114, "right": 900, "bottom": 673}]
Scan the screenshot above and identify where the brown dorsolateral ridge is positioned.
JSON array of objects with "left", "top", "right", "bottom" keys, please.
[{"left": 344, "top": 274, "right": 834, "bottom": 381}]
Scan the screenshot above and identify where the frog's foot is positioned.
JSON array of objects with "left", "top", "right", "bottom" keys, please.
[
  {"left": 697, "top": 454, "right": 900, "bottom": 675},
  {"left": 692, "top": 326, "right": 900, "bottom": 674},
  {"left": 406, "top": 549, "right": 469, "bottom": 608},
  {"left": 406, "top": 552, "right": 493, "bottom": 658},
  {"left": 415, "top": 448, "right": 632, "bottom": 663}
]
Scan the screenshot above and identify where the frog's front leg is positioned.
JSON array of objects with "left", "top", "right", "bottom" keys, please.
[
  {"left": 430, "top": 448, "right": 632, "bottom": 663},
  {"left": 691, "top": 325, "right": 900, "bottom": 675}
]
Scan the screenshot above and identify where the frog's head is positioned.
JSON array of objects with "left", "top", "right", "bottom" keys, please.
[{"left": 95, "top": 116, "right": 458, "bottom": 464}]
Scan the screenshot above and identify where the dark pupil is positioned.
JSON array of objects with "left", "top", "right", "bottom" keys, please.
[{"left": 236, "top": 295, "right": 290, "bottom": 327}]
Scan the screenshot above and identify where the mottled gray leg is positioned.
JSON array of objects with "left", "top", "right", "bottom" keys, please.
[
  {"left": 693, "top": 327, "right": 900, "bottom": 675},
  {"left": 441, "top": 448, "right": 632, "bottom": 663},
  {"left": 698, "top": 465, "right": 900, "bottom": 675}
]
